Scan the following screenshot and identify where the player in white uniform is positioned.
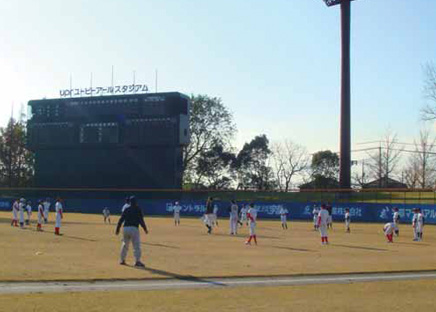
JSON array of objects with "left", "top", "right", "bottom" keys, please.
[
  {"left": 383, "top": 222, "right": 398, "bottom": 243},
  {"left": 229, "top": 200, "right": 239, "bottom": 235},
  {"left": 279, "top": 207, "right": 289, "bottom": 230},
  {"left": 19, "top": 198, "right": 26, "bottom": 228},
  {"left": 412, "top": 208, "right": 424, "bottom": 241},
  {"left": 37, "top": 200, "right": 45, "bottom": 231},
  {"left": 239, "top": 205, "right": 248, "bottom": 226},
  {"left": 102, "top": 207, "right": 111, "bottom": 224},
  {"left": 317, "top": 204, "right": 329, "bottom": 244},
  {"left": 55, "top": 198, "right": 63, "bottom": 235},
  {"left": 11, "top": 199, "right": 19, "bottom": 227},
  {"left": 25, "top": 201, "right": 32, "bottom": 225},
  {"left": 173, "top": 201, "right": 181, "bottom": 226},
  {"left": 344, "top": 208, "right": 350, "bottom": 233},
  {"left": 245, "top": 204, "right": 257, "bottom": 245},
  {"left": 392, "top": 207, "right": 400, "bottom": 236},
  {"left": 43, "top": 198, "right": 50, "bottom": 224},
  {"left": 312, "top": 206, "right": 320, "bottom": 231}
]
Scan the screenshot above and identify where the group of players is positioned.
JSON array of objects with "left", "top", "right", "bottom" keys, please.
[
  {"left": 382, "top": 207, "right": 425, "bottom": 243},
  {"left": 10, "top": 198, "right": 64, "bottom": 235},
  {"left": 170, "top": 200, "right": 426, "bottom": 246}
]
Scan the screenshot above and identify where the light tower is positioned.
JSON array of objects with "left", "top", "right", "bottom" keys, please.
[{"left": 321, "top": 0, "right": 355, "bottom": 189}]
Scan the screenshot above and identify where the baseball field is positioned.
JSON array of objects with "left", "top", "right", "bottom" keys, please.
[{"left": 0, "top": 211, "right": 435, "bottom": 311}]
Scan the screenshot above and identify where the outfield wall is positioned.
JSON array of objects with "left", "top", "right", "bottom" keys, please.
[{"left": 1, "top": 197, "right": 435, "bottom": 224}]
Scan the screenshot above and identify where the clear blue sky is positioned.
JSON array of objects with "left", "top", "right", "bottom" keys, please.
[{"left": 1, "top": 0, "right": 435, "bottom": 155}]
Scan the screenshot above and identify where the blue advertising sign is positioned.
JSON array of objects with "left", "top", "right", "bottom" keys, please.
[{"left": 0, "top": 198, "right": 435, "bottom": 224}]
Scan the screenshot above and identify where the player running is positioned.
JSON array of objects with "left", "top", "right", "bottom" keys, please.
[
  {"left": 279, "top": 206, "right": 289, "bottom": 230},
  {"left": 103, "top": 207, "right": 111, "bottom": 224},
  {"left": 317, "top": 204, "right": 329, "bottom": 245},
  {"left": 245, "top": 203, "right": 257, "bottom": 245},
  {"left": 173, "top": 201, "right": 181, "bottom": 226}
]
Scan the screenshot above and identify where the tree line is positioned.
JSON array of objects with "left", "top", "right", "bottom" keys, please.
[{"left": 2, "top": 61, "right": 436, "bottom": 189}]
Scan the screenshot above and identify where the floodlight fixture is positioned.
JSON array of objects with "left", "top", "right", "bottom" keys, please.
[{"left": 322, "top": 0, "right": 354, "bottom": 7}]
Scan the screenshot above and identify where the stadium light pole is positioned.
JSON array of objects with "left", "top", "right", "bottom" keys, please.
[{"left": 321, "top": 0, "right": 355, "bottom": 189}]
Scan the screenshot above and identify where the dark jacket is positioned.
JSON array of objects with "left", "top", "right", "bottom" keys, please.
[{"left": 116, "top": 205, "right": 147, "bottom": 230}]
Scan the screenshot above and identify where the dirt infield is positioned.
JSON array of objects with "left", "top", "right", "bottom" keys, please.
[{"left": 1, "top": 212, "right": 435, "bottom": 281}]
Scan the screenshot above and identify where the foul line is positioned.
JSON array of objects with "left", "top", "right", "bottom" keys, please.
[{"left": 0, "top": 271, "right": 435, "bottom": 294}]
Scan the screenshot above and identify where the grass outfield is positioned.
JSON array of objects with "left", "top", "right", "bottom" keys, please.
[
  {"left": 1, "top": 280, "right": 435, "bottom": 312},
  {"left": 0, "top": 212, "right": 435, "bottom": 281}
]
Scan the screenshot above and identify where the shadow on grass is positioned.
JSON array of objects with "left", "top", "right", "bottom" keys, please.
[
  {"left": 142, "top": 242, "right": 180, "bottom": 249},
  {"left": 333, "top": 244, "right": 389, "bottom": 252},
  {"left": 131, "top": 266, "right": 227, "bottom": 287},
  {"left": 15, "top": 227, "right": 98, "bottom": 242},
  {"left": 270, "top": 246, "right": 315, "bottom": 253},
  {"left": 395, "top": 242, "right": 431, "bottom": 247}
]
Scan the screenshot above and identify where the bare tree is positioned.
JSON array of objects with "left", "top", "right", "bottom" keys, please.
[
  {"left": 421, "top": 62, "right": 436, "bottom": 120},
  {"left": 367, "top": 131, "right": 403, "bottom": 186},
  {"left": 404, "top": 130, "right": 436, "bottom": 188},
  {"left": 271, "top": 140, "right": 309, "bottom": 191},
  {"left": 352, "top": 159, "right": 370, "bottom": 188}
]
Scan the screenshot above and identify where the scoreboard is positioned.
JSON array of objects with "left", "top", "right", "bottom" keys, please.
[{"left": 27, "top": 92, "right": 190, "bottom": 189}]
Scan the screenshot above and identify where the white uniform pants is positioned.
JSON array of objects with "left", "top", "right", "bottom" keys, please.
[
  {"left": 55, "top": 214, "right": 62, "bottom": 228},
  {"left": 319, "top": 225, "right": 328, "bottom": 237},
  {"left": 345, "top": 221, "right": 350, "bottom": 229},
  {"left": 12, "top": 210, "right": 18, "bottom": 220},
  {"left": 19, "top": 210, "right": 24, "bottom": 224},
  {"left": 44, "top": 209, "right": 49, "bottom": 220},
  {"left": 120, "top": 227, "right": 141, "bottom": 262},
  {"left": 38, "top": 213, "right": 43, "bottom": 225},
  {"left": 281, "top": 215, "right": 287, "bottom": 224},
  {"left": 249, "top": 222, "right": 256, "bottom": 236},
  {"left": 230, "top": 215, "right": 238, "bottom": 233},
  {"left": 174, "top": 213, "right": 180, "bottom": 222},
  {"left": 313, "top": 216, "right": 317, "bottom": 225},
  {"left": 205, "top": 214, "right": 214, "bottom": 227}
]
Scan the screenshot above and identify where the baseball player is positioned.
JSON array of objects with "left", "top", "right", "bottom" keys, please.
[
  {"left": 326, "top": 202, "right": 333, "bottom": 229},
  {"left": 36, "top": 200, "right": 45, "bottom": 231},
  {"left": 43, "top": 198, "right": 50, "bottom": 224},
  {"left": 312, "top": 205, "right": 320, "bottom": 231},
  {"left": 239, "top": 204, "right": 248, "bottom": 226},
  {"left": 344, "top": 208, "right": 350, "bottom": 233},
  {"left": 317, "top": 204, "right": 329, "bottom": 245},
  {"left": 116, "top": 196, "right": 148, "bottom": 267},
  {"left": 103, "top": 207, "right": 111, "bottom": 224},
  {"left": 383, "top": 222, "right": 398, "bottom": 243},
  {"left": 121, "top": 197, "right": 130, "bottom": 213},
  {"left": 412, "top": 208, "right": 424, "bottom": 241},
  {"left": 19, "top": 198, "right": 26, "bottom": 228},
  {"left": 229, "top": 200, "right": 239, "bottom": 235},
  {"left": 212, "top": 204, "right": 219, "bottom": 227},
  {"left": 55, "top": 198, "right": 63, "bottom": 235},
  {"left": 279, "top": 206, "right": 289, "bottom": 230},
  {"left": 25, "top": 201, "right": 32, "bottom": 225},
  {"left": 11, "top": 199, "right": 19, "bottom": 227},
  {"left": 204, "top": 197, "right": 214, "bottom": 234},
  {"left": 173, "top": 201, "right": 181, "bottom": 226},
  {"left": 393, "top": 207, "right": 400, "bottom": 236},
  {"left": 245, "top": 203, "right": 257, "bottom": 245}
]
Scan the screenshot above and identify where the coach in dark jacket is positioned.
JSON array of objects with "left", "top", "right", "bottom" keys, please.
[{"left": 116, "top": 196, "right": 148, "bottom": 267}]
